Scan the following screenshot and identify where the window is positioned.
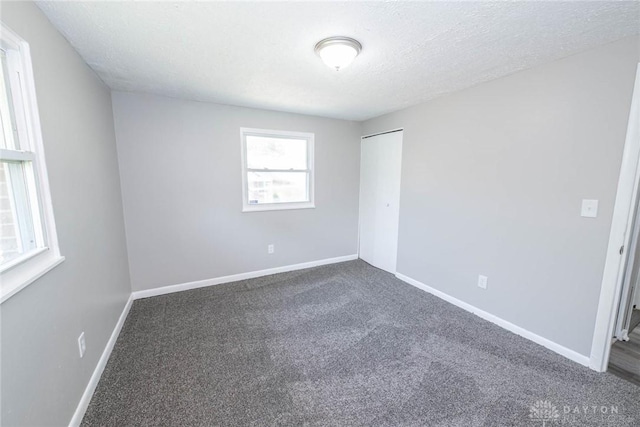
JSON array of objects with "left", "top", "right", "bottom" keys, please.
[
  {"left": 0, "top": 23, "right": 63, "bottom": 303},
  {"left": 240, "top": 128, "right": 314, "bottom": 212}
]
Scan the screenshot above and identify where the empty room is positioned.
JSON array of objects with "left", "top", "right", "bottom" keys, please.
[{"left": 2, "top": 1, "right": 640, "bottom": 426}]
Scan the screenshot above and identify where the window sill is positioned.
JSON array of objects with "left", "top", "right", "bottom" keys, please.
[
  {"left": 242, "top": 202, "right": 315, "bottom": 213},
  {"left": 1, "top": 249, "right": 65, "bottom": 303}
]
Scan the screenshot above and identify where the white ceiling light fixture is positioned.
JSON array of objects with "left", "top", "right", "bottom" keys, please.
[{"left": 314, "top": 36, "right": 362, "bottom": 71}]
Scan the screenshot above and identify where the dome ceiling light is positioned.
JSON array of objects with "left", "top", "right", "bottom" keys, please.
[{"left": 314, "top": 37, "right": 362, "bottom": 71}]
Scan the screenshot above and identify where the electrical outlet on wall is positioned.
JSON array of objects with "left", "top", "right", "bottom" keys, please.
[
  {"left": 78, "top": 332, "right": 86, "bottom": 358},
  {"left": 478, "top": 275, "right": 488, "bottom": 290},
  {"left": 268, "top": 244, "right": 274, "bottom": 254}
]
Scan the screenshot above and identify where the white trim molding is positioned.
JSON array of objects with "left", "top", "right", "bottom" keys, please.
[
  {"left": 396, "top": 272, "right": 591, "bottom": 368},
  {"left": 69, "top": 295, "right": 133, "bottom": 427},
  {"left": 0, "top": 22, "right": 63, "bottom": 303},
  {"left": 361, "top": 128, "right": 404, "bottom": 139},
  {"left": 132, "top": 254, "right": 358, "bottom": 300},
  {"left": 0, "top": 251, "right": 64, "bottom": 303},
  {"left": 590, "top": 63, "right": 640, "bottom": 372}
]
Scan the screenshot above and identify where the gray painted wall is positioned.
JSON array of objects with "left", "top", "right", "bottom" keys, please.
[
  {"left": 0, "top": 3, "right": 131, "bottom": 426},
  {"left": 1, "top": 3, "right": 637, "bottom": 424},
  {"left": 363, "top": 36, "right": 640, "bottom": 357},
  {"left": 112, "top": 92, "right": 361, "bottom": 292}
]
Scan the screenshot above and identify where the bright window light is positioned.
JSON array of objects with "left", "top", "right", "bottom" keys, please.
[
  {"left": 241, "top": 128, "right": 314, "bottom": 212},
  {"left": 1, "top": 23, "right": 63, "bottom": 303}
]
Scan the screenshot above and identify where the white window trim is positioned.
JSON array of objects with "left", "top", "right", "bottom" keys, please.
[
  {"left": 1, "top": 23, "right": 64, "bottom": 303},
  {"left": 240, "top": 127, "right": 315, "bottom": 212}
]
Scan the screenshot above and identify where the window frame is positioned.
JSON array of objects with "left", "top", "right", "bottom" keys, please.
[
  {"left": 240, "top": 127, "right": 315, "bottom": 212},
  {"left": 0, "top": 22, "right": 63, "bottom": 303}
]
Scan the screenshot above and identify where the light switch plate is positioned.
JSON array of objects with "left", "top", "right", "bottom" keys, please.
[
  {"left": 581, "top": 199, "right": 598, "bottom": 218},
  {"left": 478, "top": 275, "right": 488, "bottom": 290}
]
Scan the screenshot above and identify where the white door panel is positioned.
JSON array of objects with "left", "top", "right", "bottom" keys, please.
[{"left": 359, "top": 131, "right": 403, "bottom": 273}]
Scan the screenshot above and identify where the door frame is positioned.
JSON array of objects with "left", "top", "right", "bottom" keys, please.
[
  {"left": 357, "top": 128, "right": 404, "bottom": 270},
  {"left": 590, "top": 64, "right": 640, "bottom": 372}
]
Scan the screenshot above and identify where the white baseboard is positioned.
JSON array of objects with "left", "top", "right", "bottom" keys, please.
[
  {"left": 132, "top": 254, "right": 359, "bottom": 300},
  {"left": 395, "top": 272, "right": 591, "bottom": 368},
  {"left": 69, "top": 294, "right": 133, "bottom": 427}
]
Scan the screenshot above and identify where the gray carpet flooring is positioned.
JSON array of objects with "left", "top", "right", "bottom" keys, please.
[{"left": 82, "top": 260, "right": 640, "bottom": 426}]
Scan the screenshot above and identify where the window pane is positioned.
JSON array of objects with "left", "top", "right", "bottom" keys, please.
[
  {"left": 247, "top": 171, "right": 309, "bottom": 204},
  {"left": 0, "top": 161, "right": 37, "bottom": 265},
  {"left": 0, "top": 50, "right": 19, "bottom": 150},
  {"left": 246, "top": 136, "right": 307, "bottom": 170}
]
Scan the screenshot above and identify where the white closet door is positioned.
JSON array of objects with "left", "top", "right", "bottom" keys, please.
[{"left": 358, "top": 130, "right": 403, "bottom": 273}]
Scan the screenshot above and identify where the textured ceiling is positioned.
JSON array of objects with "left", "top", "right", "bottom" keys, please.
[{"left": 36, "top": 1, "right": 640, "bottom": 121}]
